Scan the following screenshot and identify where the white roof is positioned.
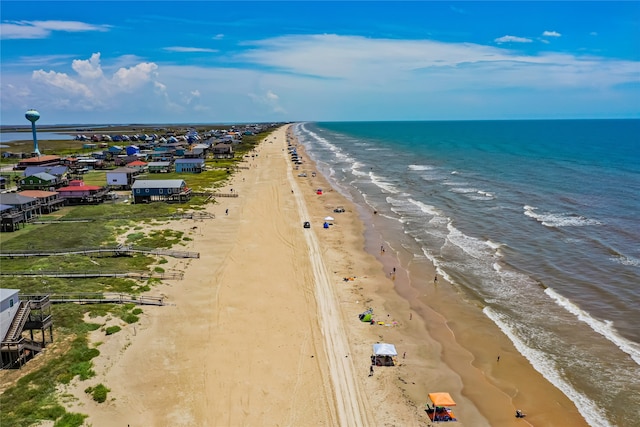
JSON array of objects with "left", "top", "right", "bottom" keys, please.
[{"left": 372, "top": 343, "right": 397, "bottom": 356}]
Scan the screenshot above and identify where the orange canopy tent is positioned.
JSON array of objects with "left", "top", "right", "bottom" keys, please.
[
  {"left": 427, "top": 392, "right": 457, "bottom": 422},
  {"left": 429, "top": 392, "right": 456, "bottom": 407}
]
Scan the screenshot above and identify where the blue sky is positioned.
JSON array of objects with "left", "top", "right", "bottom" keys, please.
[{"left": 1, "top": 1, "right": 639, "bottom": 125}]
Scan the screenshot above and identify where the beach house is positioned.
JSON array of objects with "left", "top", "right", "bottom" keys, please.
[
  {"left": 19, "top": 172, "right": 60, "bottom": 191},
  {"left": 106, "top": 167, "right": 138, "bottom": 190},
  {"left": 18, "top": 190, "right": 65, "bottom": 214},
  {"left": 0, "top": 289, "right": 54, "bottom": 369},
  {"left": 147, "top": 161, "right": 172, "bottom": 173},
  {"left": 131, "top": 179, "right": 191, "bottom": 204},
  {"left": 0, "top": 193, "right": 39, "bottom": 231},
  {"left": 175, "top": 158, "right": 205, "bottom": 173},
  {"left": 56, "top": 180, "right": 109, "bottom": 205},
  {"left": 14, "top": 155, "right": 61, "bottom": 170},
  {"left": 212, "top": 143, "right": 234, "bottom": 159}
]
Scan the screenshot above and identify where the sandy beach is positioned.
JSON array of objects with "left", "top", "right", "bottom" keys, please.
[{"left": 57, "top": 125, "right": 588, "bottom": 426}]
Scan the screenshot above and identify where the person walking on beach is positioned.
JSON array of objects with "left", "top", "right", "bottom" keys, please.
[
  {"left": 369, "top": 365, "right": 374, "bottom": 376},
  {"left": 434, "top": 274, "right": 438, "bottom": 283},
  {"left": 225, "top": 208, "right": 229, "bottom": 215}
]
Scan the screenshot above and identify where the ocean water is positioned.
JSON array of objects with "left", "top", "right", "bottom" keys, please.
[{"left": 294, "top": 120, "right": 640, "bottom": 427}]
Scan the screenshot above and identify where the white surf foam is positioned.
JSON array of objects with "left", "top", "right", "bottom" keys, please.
[
  {"left": 524, "top": 205, "right": 602, "bottom": 227},
  {"left": 545, "top": 288, "right": 640, "bottom": 366},
  {"left": 407, "top": 198, "right": 440, "bottom": 217},
  {"left": 484, "top": 307, "right": 614, "bottom": 427},
  {"left": 408, "top": 164, "right": 435, "bottom": 171},
  {"left": 369, "top": 171, "right": 399, "bottom": 194},
  {"left": 610, "top": 255, "right": 640, "bottom": 267}
]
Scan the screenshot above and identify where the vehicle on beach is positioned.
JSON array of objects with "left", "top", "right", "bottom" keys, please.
[
  {"left": 333, "top": 206, "right": 345, "bottom": 213},
  {"left": 298, "top": 173, "right": 307, "bottom": 177},
  {"left": 303, "top": 221, "right": 311, "bottom": 228}
]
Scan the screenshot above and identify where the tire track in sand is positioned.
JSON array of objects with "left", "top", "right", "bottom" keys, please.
[{"left": 286, "top": 149, "right": 373, "bottom": 427}]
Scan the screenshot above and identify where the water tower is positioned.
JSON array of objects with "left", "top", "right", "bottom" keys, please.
[{"left": 25, "top": 109, "right": 41, "bottom": 156}]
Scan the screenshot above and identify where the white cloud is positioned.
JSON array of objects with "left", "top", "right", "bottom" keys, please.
[
  {"left": 2, "top": 35, "right": 639, "bottom": 123},
  {"left": 248, "top": 90, "right": 286, "bottom": 114},
  {"left": 72, "top": 53, "right": 104, "bottom": 79},
  {"left": 494, "top": 35, "right": 533, "bottom": 44},
  {"left": 112, "top": 62, "right": 158, "bottom": 91},
  {"left": 164, "top": 47, "right": 218, "bottom": 53},
  {"left": 0, "top": 20, "right": 110, "bottom": 40},
  {"left": 542, "top": 31, "right": 562, "bottom": 37},
  {"left": 18, "top": 53, "right": 160, "bottom": 114},
  {"left": 32, "top": 70, "right": 94, "bottom": 99}
]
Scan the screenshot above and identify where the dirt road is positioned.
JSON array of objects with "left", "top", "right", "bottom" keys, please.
[{"left": 287, "top": 150, "right": 374, "bottom": 426}]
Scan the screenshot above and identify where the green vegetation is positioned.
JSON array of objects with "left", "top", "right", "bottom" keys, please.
[
  {"left": 0, "top": 125, "right": 276, "bottom": 426},
  {"left": 53, "top": 412, "right": 88, "bottom": 427},
  {"left": 84, "top": 384, "right": 110, "bottom": 403},
  {"left": 104, "top": 325, "right": 121, "bottom": 335}
]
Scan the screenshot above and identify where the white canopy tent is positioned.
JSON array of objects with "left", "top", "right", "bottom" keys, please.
[
  {"left": 372, "top": 343, "right": 397, "bottom": 356},
  {"left": 372, "top": 343, "right": 398, "bottom": 366}
]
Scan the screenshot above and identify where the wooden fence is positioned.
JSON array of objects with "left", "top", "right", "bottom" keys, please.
[
  {"left": 20, "top": 293, "right": 165, "bottom": 306},
  {"left": 1, "top": 270, "right": 183, "bottom": 280},
  {"left": 0, "top": 246, "right": 199, "bottom": 259}
]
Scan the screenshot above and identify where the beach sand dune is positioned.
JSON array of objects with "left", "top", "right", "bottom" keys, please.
[{"left": 56, "top": 125, "right": 587, "bottom": 427}]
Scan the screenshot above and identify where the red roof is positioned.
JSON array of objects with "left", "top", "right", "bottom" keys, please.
[
  {"left": 127, "top": 160, "right": 147, "bottom": 166},
  {"left": 58, "top": 181, "right": 102, "bottom": 192}
]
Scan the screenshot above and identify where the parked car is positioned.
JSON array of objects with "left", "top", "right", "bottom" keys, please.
[
  {"left": 298, "top": 173, "right": 307, "bottom": 177},
  {"left": 333, "top": 206, "right": 345, "bottom": 213},
  {"left": 303, "top": 221, "right": 311, "bottom": 228}
]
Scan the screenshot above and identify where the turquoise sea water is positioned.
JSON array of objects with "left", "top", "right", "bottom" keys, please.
[{"left": 295, "top": 120, "right": 640, "bottom": 427}]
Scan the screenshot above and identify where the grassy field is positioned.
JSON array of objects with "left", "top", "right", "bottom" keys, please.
[{"left": 0, "top": 125, "right": 274, "bottom": 427}]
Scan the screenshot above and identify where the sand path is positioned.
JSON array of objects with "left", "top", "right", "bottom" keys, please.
[{"left": 288, "top": 155, "right": 373, "bottom": 426}]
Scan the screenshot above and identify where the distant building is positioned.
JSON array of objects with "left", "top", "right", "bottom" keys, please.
[
  {"left": 106, "top": 167, "right": 138, "bottom": 190},
  {"left": 212, "top": 144, "right": 234, "bottom": 159},
  {"left": 175, "top": 158, "right": 205, "bottom": 173},
  {"left": 14, "top": 155, "right": 61, "bottom": 170},
  {"left": 19, "top": 172, "right": 61, "bottom": 191},
  {"left": 23, "top": 165, "right": 69, "bottom": 179},
  {"left": 126, "top": 160, "right": 148, "bottom": 172},
  {"left": 147, "top": 161, "right": 172, "bottom": 173}
]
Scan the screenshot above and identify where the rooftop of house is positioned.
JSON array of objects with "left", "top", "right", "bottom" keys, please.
[
  {"left": 0, "top": 193, "right": 37, "bottom": 205},
  {"left": 18, "top": 155, "right": 61, "bottom": 164},
  {"left": 18, "top": 190, "right": 59, "bottom": 198},
  {"left": 175, "top": 158, "right": 205, "bottom": 164},
  {"left": 57, "top": 181, "right": 102, "bottom": 192},
  {"left": 131, "top": 179, "right": 187, "bottom": 189},
  {"left": 109, "top": 167, "right": 137, "bottom": 173}
]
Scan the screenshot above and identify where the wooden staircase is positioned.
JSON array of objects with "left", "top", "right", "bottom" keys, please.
[{"left": 3, "top": 302, "right": 30, "bottom": 342}]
